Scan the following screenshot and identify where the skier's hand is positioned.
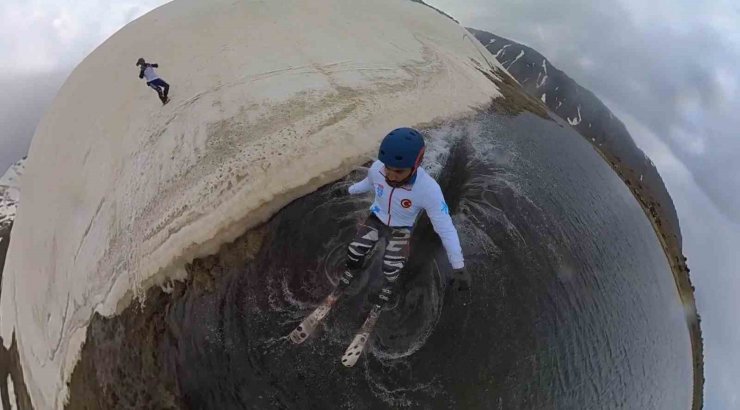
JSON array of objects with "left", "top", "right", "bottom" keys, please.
[{"left": 450, "top": 267, "right": 471, "bottom": 292}]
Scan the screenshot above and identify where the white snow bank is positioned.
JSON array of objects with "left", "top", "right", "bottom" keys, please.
[
  {"left": 568, "top": 105, "right": 583, "bottom": 125},
  {"left": 0, "top": 158, "right": 26, "bottom": 229},
  {"left": 0, "top": 0, "right": 504, "bottom": 408},
  {"left": 6, "top": 374, "right": 16, "bottom": 410},
  {"left": 536, "top": 59, "right": 549, "bottom": 88},
  {"left": 0, "top": 159, "right": 24, "bottom": 192}
]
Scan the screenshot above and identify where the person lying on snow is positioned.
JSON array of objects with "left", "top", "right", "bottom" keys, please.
[{"left": 136, "top": 57, "right": 170, "bottom": 105}]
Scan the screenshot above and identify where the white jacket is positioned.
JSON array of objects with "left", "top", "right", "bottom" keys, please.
[
  {"left": 142, "top": 66, "right": 160, "bottom": 82},
  {"left": 348, "top": 160, "right": 464, "bottom": 269}
]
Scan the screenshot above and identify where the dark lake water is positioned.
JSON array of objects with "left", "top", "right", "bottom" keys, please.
[{"left": 66, "top": 112, "right": 693, "bottom": 409}]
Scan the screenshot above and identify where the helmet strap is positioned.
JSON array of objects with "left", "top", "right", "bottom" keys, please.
[{"left": 413, "top": 146, "right": 425, "bottom": 169}]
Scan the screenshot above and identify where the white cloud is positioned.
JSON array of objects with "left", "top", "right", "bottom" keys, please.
[
  {"left": 0, "top": 0, "right": 170, "bottom": 74},
  {"left": 577, "top": 55, "right": 594, "bottom": 70},
  {"left": 670, "top": 126, "right": 706, "bottom": 156},
  {"left": 51, "top": 10, "right": 80, "bottom": 45},
  {"left": 0, "top": 4, "right": 59, "bottom": 72},
  {"left": 713, "top": 67, "right": 738, "bottom": 105}
]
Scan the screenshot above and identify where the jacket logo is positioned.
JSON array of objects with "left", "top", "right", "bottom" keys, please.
[
  {"left": 375, "top": 184, "right": 384, "bottom": 197},
  {"left": 401, "top": 199, "right": 413, "bottom": 208}
]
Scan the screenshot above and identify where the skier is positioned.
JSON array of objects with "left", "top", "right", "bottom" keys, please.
[
  {"left": 136, "top": 58, "right": 170, "bottom": 104},
  {"left": 290, "top": 127, "right": 472, "bottom": 365},
  {"left": 338, "top": 127, "right": 470, "bottom": 308}
]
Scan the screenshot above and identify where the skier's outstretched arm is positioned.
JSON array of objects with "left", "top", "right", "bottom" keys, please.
[
  {"left": 423, "top": 184, "right": 464, "bottom": 269},
  {"left": 348, "top": 161, "right": 380, "bottom": 195},
  {"left": 150, "top": 63, "right": 159, "bottom": 67},
  {"left": 348, "top": 177, "right": 372, "bottom": 195}
]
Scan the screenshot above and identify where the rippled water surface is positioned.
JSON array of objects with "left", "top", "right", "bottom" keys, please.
[{"left": 68, "top": 113, "right": 693, "bottom": 410}]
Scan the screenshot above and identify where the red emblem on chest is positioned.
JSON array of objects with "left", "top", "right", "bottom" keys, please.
[{"left": 401, "top": 199, "right": 412, "bottom": 208}]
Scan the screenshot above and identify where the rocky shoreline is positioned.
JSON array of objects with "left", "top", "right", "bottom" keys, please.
[{"left": 596, "top": 148, "right": 704, "bottom": 410}]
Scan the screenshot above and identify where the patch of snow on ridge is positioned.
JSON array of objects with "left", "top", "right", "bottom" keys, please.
[
  {"left": 506, "top": 50, "right": 525, "bottom": 69},
  {"left": 494, "top": 44, "right": 511, "bottom": 58},
  {"left": 537, "top": 59, "right": 548, "bottom": 88},
  {"left": 568, "top": 105, "right": 583, "bottom": 125}
]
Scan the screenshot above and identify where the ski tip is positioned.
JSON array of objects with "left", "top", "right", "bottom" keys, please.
[
  {"left": 289, "top": 326, "right": 309, "bottom": 345},
  {"left": 341, "top": 336, "right": 368, "bottom": 367},
  {"left": 341, "top": 350, "right": 362, "bottom": 367}
]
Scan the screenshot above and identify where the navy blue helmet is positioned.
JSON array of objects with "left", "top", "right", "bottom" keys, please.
[{"left": 378, "top": 127, "right": 425, "bottom": 169}]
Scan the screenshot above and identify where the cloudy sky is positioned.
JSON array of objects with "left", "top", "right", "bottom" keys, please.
[{"left": 0, "top": 0, "right": 737, "bottom": 408}]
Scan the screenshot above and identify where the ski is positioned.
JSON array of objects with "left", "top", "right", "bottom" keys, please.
[
  {"left": 340, "top": 304, "right": 383, "bottom": 367},
  {"left": 289, "top": 289, "right": 342, "bottom": 344}
]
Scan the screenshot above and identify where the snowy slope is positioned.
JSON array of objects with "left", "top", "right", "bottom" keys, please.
[
  {"left": 0, "top": 158, "right": 25, "bottom": 230},
  {"left": 0, "top": 0, "right": 505, "bottom": 408}
]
